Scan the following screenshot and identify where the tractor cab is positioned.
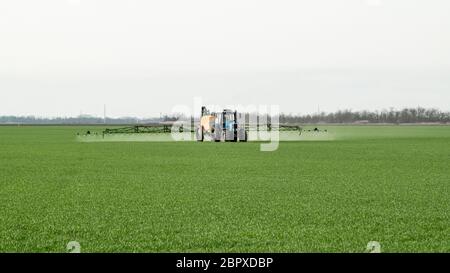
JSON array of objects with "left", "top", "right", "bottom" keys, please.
[{"left": 217, "top": 110, "right": 236, "bottom": 132}]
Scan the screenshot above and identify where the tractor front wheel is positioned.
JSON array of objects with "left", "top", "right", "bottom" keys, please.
[{"left": 238, "top": 129, "right": 248, "bottom": 142}]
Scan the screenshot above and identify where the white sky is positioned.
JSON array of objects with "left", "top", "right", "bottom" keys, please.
[{"left": 0, "top": 0, "right": 449, "bottom": 117}]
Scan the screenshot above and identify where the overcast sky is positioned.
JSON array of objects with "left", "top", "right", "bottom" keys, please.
[{"left": 1, "top": 0, "right": 449, "bottom": 117}]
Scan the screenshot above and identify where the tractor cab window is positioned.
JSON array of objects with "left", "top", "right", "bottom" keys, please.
[{"left": 225, "top": 113, "right": 234, "bottom": 121}]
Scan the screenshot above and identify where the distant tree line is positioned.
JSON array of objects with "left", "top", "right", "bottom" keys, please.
[
  {"left": 1, "top": 108, "right": 449, "bottom": 125},
  {"left": 0, "top": 115, "right": 161, "bottom": 125},
  {"left": 279, "top": 107, "right": 450, "bottom": 124}
]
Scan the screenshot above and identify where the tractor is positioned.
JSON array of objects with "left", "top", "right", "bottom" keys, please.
[{"left": 196, "top": 106, "right": 247, "bottom": 142}]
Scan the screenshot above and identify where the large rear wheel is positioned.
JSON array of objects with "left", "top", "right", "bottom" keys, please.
[{"left": 214, "top": 129, "right": 222, "bottom": 142}]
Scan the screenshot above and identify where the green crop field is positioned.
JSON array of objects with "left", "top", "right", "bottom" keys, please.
[{"left": 0, "top": 125, "right": 449, "bottom": 253}]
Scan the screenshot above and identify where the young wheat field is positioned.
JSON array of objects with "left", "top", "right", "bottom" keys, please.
[{"left": 0, "top": 125, "right": 449, "bottom": 252}]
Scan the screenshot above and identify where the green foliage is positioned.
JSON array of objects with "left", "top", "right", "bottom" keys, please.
[{"left": 0, "top": 126, "right": 449, "bottom": 252}]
